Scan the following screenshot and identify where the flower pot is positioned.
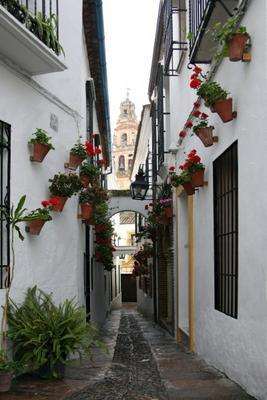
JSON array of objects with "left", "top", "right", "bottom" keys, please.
[
  {"left": 228, "top": 33, "right": 248, "bottom": 62},
  {"left": 80, "top": 174, "right": 90, "bottom": 188},
  {"left": 164, "top": 206, "right": 173, "bottom": 219},
  {"left": 26, "top": 219, "right": 46, "bottom": 235},
  {"left": 182, "top": 182, "right": 195, "bottom": 195},
  {"left": 95, "top": 224, "right": 106, "bottom": 233},
  {"left": 69, "top": 153, "right": 85, "bottom": 170},
  {"left": 0, "top": 371, "right": 13, "bottom": 392},
  {"left": 80, "top": 203, "right": 93, "bottom": 220},
  {"left": 213, "top": 98, "right": 235, "bottom": 123},
  {"left": 191, "top": 169, "right": 205, "bottom": 188},
  {"left": 195, "top": 127, "right": 214, "bottom": 147},
  {"left": 30, "top": 143, "right": 50, "bottom": 162},
  {"left": 52, "top": 196, "right": 68, "bottom": 212}
]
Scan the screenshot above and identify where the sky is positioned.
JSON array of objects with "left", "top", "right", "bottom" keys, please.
[{"left": 103, "top": 0, "right": 160, "bottom": 134}]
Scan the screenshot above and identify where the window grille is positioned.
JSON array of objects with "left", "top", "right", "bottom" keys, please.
[{"left": 214, "top": 141, "right": 238, "bottom": 318}]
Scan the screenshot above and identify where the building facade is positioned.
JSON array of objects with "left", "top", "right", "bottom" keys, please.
[
  {"left": 132, "top": 1, "right": 267, "bottom": 399},
  {"left": 0, "top": 0, "right": 111, "bottom": 325}
]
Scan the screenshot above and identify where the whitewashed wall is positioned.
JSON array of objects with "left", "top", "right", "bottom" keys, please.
[{"left": 168, "top": 1, "right": 267, "bottom": 399}]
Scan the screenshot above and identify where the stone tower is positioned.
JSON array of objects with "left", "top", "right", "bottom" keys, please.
[{"left": 112, "top": 95, "right": 139, "bottom": 190}]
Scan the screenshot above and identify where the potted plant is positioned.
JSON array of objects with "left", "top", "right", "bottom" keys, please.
[
  {"left": 192, "top": 112, "right": 216, "bottom": 147},
  {"left": 159, "top": 198, "right": 173, "bottom": 219},
  {"left": 170, "top": 171, "right": 195, "bottom": 195},
  {"left": 24, "top": 200, "right": 56, "bottom": 235},
  {"left": 211, "top": 16, "right": 249, "bottom": 62},
  {"left": 28, "top": 129, "right": 54, "bottom": 162},
  {"left": 8, "top": 287, "right": 106, "bottom": 380},
  {"left": 79, "top": 191, "right": 93, "bottom": 221},
  {"left": 95, "top": 244, "right": 115, "bottom": 271},
  {"left": 49, "top": 173, "right": 82, "bottom": 212},
  {"left": 80, "top": 162, "right": 101, "bottom": 188},
  {"left": 197, "top": 81, "right": 236, "bottom": 123},
  {"left": 68, "top": 142, "right": 87, "bottom": 170}
]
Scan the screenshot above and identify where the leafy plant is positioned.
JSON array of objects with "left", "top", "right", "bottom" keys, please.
[
  {"left": 24, "top": 207, "right": 52, "bottom": 222},
  {"left": 170, "top": 171, "right": 191, "bottom": 188},
  {"left": 79, "top": 190, "right": 94, "bottom": 204},
  {"left": 8, "top": 287, "right": 106, "bottom": 379},
  {"left": 70, "top": 142, "right": 87, "bottom": 158},
  {"left": 28, "top": 129, "right": 54, "bottom": 150},
  {"left": 192, "top": 120, "right": 209, "bottom": 133},
  {"left": 49, "top": 173, "right": 82, "bottom": 198},
  {"left": 80, "top": 162, "right": 101, "bottom": 180},
  {"left": 0, "top": 349, "right": 20, "bottom": 373},
  {"left": 197, "top": 81, "right": 228, "bottom": 107}
]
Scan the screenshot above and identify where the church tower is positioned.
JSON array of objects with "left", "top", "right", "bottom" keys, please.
[{"left": 112, "top": 94, "right": 139, "bottom": 190}]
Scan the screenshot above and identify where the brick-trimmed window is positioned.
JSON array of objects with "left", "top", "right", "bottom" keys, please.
[{"left": 214, "top": 141, "right": 238, "bottom": 318}]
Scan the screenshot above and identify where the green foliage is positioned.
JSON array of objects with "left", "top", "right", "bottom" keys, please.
[
  {"left": 192, "top": 120, "right": 208, "bottom": 133},
  {"left": 49, "top": 173, "right": 82, "bottom": 198},
  {"left": 0, "top": 349, "right": 20, "bottom": 373},
  {"left": 70, "top": 142, "right": 87, "bottom": 158},
  {"left": 28, "top": 129, "right": 54, "bottom": 150},
  {"left": 8, "top": 287, "right": 106, "bottom": 379},
  {"left": 197, "top": 81, "right": 228, "bottom": 107},
  {"left": 170, "top": 171, "right": 191, "bottom": 188},
  {"left": 79, "top": 190, "right": 94, "bottom": 204},
  {"left": 1, "top": 195, "right": 28, "bottom": 241},
  {"left": 80, "top": 162, "right": 101, "bottom": 179},
  {"left": 24, "top": 208, "right": 52, "bottom": 222}
]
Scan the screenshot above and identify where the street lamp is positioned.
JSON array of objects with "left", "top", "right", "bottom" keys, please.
[{"left": 130, "top": 168, "right": 149, "bottom": 200}]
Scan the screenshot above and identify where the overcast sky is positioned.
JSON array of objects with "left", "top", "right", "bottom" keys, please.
[{"left": 103, "top": 0, "right": 160, "bottom": 134}]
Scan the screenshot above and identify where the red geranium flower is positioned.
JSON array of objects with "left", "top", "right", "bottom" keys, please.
[
  {"left": 194, "top": 66, "right": 202, "bottom": 74},
  {"left": 188, "top": 149, "right": 197, "bottom": 156},
  {"left": 179, "top": 165, "right": 184, "bottom": 170},
  {"left": 190, "top": 78, "right": 202, "bottom": 89},
  {"left": 185, "top": 121, "right": 193, "bottom": 129},
  {"left": 169, "top": 166, "right": 175, "bottom": 172},
  {"left": 49, "top": 197, "right": 60, "bottom": 206},
  {"left": 179, "top": 130, "right": 187, "bottom": 138},
  {"left": 194, "top": 101, "right": 201, "bottom": 108},
  {"left": 190, "top": 73, "right": 199, "bottom": 80},
  {"left": 95, "top": 147, "right": 102, "bottom": 155},
  {"left": 41, "top": 200, "right": 50, "bottom": 208},
  {"left": 192, "top": 110, "right": 201, "bottom": 118},
  {"left": 85, "top": 141, "right": 95, "bottom": 157},
  {"left": 201, "top": 112, "right": 209, "bottom": 120}
]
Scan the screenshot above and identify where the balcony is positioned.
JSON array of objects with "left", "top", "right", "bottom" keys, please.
[
  {"left": 189, "top": 0, "right": 240, "bottom": 63},
  {"left": 164, "top": 0, "right": 187, "bottom": 75},
  {"left": 0, "top": 0, "right": 66, "bottom": 75}
]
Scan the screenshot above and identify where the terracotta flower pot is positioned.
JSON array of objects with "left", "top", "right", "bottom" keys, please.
[
  {"left": 191, "top": 169, "right": 205, "bottom": 188},
  {"left": 213, "top": 98, "right": 235, "bottom": 123},
  {"left": 80, "top": 174, "right": 90, "bottom": 188},
  {"left": 30, "top": 143, "right": 50, "bottom": 162},
  {"left": 228, "top": 33, "right": 248, "bottom": 62},
  {"left": 164, "top": 206, "right": 173, "bottom": 219},
  {"left": 195, "top": 127, "right": 214, "bottom": 147},
  {"left": 0, "top": 371, "right": 13, "bottom": 392},
  {"left": 95, "top": 224, "right": 106, "bottom": 233},
  {"left": 80, "top": 203, "right": 93, "bottom": 220},
  {"left": 26, "top": 219, "right": 46, "bottom": 235},
  {"left": 182, "top": 182, "right": 195, "bottom": 195},
  {"left": 69, "top": 153, "right": 85, "bottom": 170},
  {"left": 52, "top": 196, "right": 68, "bottom": 212}
]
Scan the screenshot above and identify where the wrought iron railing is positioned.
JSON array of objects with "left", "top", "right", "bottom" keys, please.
[
  {"left": 0, "top": 120, "right": 11, "bottom": 289},
  {"left": 0, "top": 0, "right": 60, "bottom": 54},
  {"left": 164, "top": 0, "right": 187, "bottom": 75}
]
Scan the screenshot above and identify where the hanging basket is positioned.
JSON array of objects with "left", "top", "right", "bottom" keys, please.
[
  {"left": 0, "top": 372, "right": 13, "bottom": 393},
  {"left": 80, "top": 203, "right": 93, "bottom": 220},
  {"left": 68, "top": 153, "right": 85, "bottom": 170},
  {"left": 30, "top": 143, "right": 50, "bottom": 162},
  {"left": 52, "top": 196, "right": 68, "bottom": 212},
  {"left": 213, "top": 98, "right": 236, "bottom": 123},
  {"left": 191, "top": 169, "right": 205, "bottom": 188},
  {"left": 26, "top": 219, "right": 46, "bottom": 235},
  {"left": 228, "top": 33, "right": 249, "bottom": 62},
  {"left": 195, "top": 127, "right": 215, "bottom": 147},
  {"left": 182, "top": 182, "right": 195, "bottom": 195}
]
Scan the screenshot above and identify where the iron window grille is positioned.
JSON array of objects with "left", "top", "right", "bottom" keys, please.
[
  {"left": 214, "top": 141, "right": 238, "bottom": 319},
  {"left": 157, "top": 65, "right": 165, "bottom": 167},
  {"left": 0, "top": 121, "right": 11, "bottom": 289},
  {"left": 164, "top": 0, "right": 187, "bottom": 76}
]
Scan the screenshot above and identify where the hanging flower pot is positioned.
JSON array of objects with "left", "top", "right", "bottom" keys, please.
[
  {"left": 0, "top": 372, "right": 13, "bottom": 393},
  {"left": 80, "top": 203, "right": 93, "bottom": 220},
  {"left": 182, "top": 182, "right": 195, "bottom": 196},
  {"left": 95, "top": 224, "right": 106, "bottom": 233},
  {"left": 31, "top": 143, "right": 51, "bottom": 162},
  {"left": 26, "top": 219, "right": 46, "bottom": 235},
  {"left": 164, "top": 206, "right": 173, "bottom": 219},
  {"left": 80, "top": 174, "right": 90, "bottom": 188},
  {"left": 52, "top": 196, "right": 68, "bottom": 212},
  {"left": 228, "top": 33, "right": 248, "bottom": 62},
  {"left": 191, "top": 169, "right": 205, "bottom": 188},
  {"left": 69, "top": 153, "right": 85, "bottom": 170},
  {"left": 195, "top": 127, "right": 215, "bottom": 147},
  {"left": 213, "top": 98, "right": 236, "bottom": 123}
]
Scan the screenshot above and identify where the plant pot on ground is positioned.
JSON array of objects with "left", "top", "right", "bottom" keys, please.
[
  {"left": 79, "top": 162, "right": 101, "bottom": 188},
  {"left": 68, "top": 142, "right": 87, "bottom": 170},
  {"left": 49, "top": 173, "right": 82, "bottom": 212},
  {"left": 28, "top": 129, "right": 54, "bottom": 162}
]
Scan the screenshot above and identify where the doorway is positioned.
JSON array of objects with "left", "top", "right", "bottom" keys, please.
[{"left": 121, "top": 274, "right": 137, "bottom": 302}]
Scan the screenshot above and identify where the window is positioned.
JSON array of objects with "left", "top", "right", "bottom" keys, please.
[
  {"left": 118, "top": 155, "right": 125, "bottom": 171},
  {"left": 0, "top": 121, "right": 11, "bottom": 289},
  {"left": 214, "top": 142, "right": 238, "bottom": 318},
  {"left": 121, "top": 133, "right": 127, "bottom": 146},
  {"left": 128, "top": 158, "right": 133, "bottom": 170}
]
